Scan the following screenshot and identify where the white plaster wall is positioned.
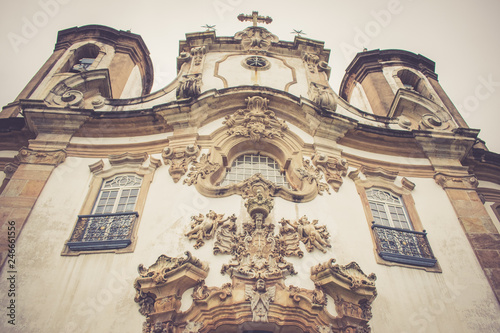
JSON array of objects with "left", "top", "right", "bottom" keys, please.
[{"left": 2, "top": 153, "right": 500, "bottom": 332}]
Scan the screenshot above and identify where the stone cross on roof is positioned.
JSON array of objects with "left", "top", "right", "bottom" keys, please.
[{"left": 237, "top": 11, "right": 273, "bottom": 27}]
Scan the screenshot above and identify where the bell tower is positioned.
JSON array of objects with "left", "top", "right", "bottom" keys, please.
[{"left": 1, "top": 25, "right": 153, "bottom": 117}]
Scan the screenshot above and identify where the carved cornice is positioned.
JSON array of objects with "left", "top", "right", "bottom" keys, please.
[
  {"left": 16, "top": 147, "right": 66, "bottom": 166},
  {"left": 108, "top": 152, "right": 149, "bottom": 166},
  {"left": 163, "top": 145, "right": 200, "bottom": 183},
  {"left": 434, "top": 172, "right": 479, "bottom": 190}
]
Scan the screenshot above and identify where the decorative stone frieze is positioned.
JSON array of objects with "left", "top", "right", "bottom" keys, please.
[
  {"left": 223, "top": 96, "right": 288, "bottom": 142},
  {"left": 162, "top": 145, "right": 200, "bottom": 183},
  {"left": 16, "top": 147, "right": 66, "bottom": 166},
  {"left": 183, "top": 153, "right": 220, "bottom": 186},
  {"left": 177, "top": 73, "right": 202, "bottom": 99},
  {"left": 312, "top": 153, "right": 348, "bottom": 192}
]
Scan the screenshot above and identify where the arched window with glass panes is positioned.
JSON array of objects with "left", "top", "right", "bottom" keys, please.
[
  {"left": 220, "top": 153, "right": 290, "bottom": 189},
  {"left": 93, "top": 174, "right": 142, "bottom": 214},
  {"left": 366, "top": 188, "right": 412, "bottom": 230}
]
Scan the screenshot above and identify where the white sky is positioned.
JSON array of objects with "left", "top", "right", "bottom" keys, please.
[{"left": 1, "top": 0, "right": 499, "bottom": 152}]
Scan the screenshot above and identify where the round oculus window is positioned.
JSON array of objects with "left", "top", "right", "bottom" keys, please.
[{"left": 242, "top": 56, "right": 270, "bottom": 70}]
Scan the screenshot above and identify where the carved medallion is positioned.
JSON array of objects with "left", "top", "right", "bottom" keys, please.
[{"left": 234, "top": 26, "right": 278, "bottom": 52}]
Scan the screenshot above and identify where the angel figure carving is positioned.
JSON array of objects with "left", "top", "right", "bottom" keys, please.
[
  {"left": 185, "top": 210, "right": 225, "bottom": 249},
  {"left": 245, "top": 279, "right": 275, "bottom": 322},
  {"left": 297, "top": 216, "right": 331, "bottom": 253}
]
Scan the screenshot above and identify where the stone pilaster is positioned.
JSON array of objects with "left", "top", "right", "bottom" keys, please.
[{"left": 434, "top": 173, "right": 500, "bottom": 302}]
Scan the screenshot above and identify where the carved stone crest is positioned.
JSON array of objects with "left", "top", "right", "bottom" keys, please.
[
  {"left": 223, "top": 96, "right": 288, "bottom": 142},
  {"left": 234, "top": 26, "right": 278, "bottom": 52},
  {"left": 162, "top": 145, "right": 200, "bottom": 183}
]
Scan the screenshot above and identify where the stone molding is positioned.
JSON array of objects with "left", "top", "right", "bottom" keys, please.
[{"left": 434, "top": 172, "right": 479, "bottom": 190}]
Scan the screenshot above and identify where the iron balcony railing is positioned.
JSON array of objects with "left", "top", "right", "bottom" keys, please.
[
  {"left": 67, "top": 212, "right": 138, "bottom": 251},
  {"left": 371, "top": 222, "right": 437, "bottom": 267}
]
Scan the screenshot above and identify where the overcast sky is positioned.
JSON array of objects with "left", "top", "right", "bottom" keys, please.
[{"left": 1, "top": 0, "right": 499, "bottom": 152}]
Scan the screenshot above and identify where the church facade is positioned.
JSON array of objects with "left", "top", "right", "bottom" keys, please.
[{"left": 1, "top": 12, "right": 500, "bottom": 333}]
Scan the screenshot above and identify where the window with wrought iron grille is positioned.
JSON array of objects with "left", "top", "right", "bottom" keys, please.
[
  {"left": 67, "top": 174, "right": 142, "bottom": 251},
  {"left": 220, "top": 154, "right": 290, "bottom": 188},
  {"left": 366, "top": 187, "right": 437, "bottom": 268}
]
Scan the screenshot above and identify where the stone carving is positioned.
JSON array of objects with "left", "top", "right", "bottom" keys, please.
[
  {"left": 190, "top": 46, "right": 206, "bottom": 66},
  {"left": 16, "top": 147, "right": 66, "bottom": 166},
  {"left": 312, "top": 153, "right": 348, "bottom": 192},
  {"left": 137, "top": 190, "right": 376, "bottom": 332},
  {"left": 244, "top": 189, "right": 274, "bottom": 217},
  {"left": 312, "top": 260, "right": 376, "bottom": 291},
  {"left": 303, "top": 52, "right": 320, "bottom": 73},
  {"left": 133, "top": 288, "right": 156, "bottom": 316},
  {"left": 162, "top": 145, "right": 200, "bottom": 183},
  {"left": 334, "top": 296, "right": 372, "bottom": 320},
  {"left": 192, "top": 281, "right": 233, "bottom": 303},
  {"left": 223, "top": 96, "right": 288, "bottom": 142},
  {"left": 183, "top": 321, "right": 203, "bottom": 333},
  {"left": 278, "top": 218, "right": 303, "bottom": 258},
  {"left": 318, "top": 325, "right": 335, "bottom": 333},
  {"left": 289, "top": 282, "right": 326, "bottom": 308},
  {"left": 185, "top": 210, "right": 227, "bottom": 249},
  {"left": 308, "top": 82, "right": 336, "bottom": 110},
  {"left": 434, "top": 172, "right": 478, "bottom": 190},
  {"left": 245, "top": 279, "right": 276, "bottom": 322},
  {"left": 234, "top": 26, "right": 278, "bottom": 52},
  {"left": 213, "top": 214, "right": 237, "bottom": 254},
  {"left": 177, "top": 73, "right": 202, "bottom": 99},
  {"left": 297, "top": 159, "right": 330, "bottom": 195},
  {"left": 184, "top": 153, "right": 220, "bottom": 186},
  {"left": 54, "top": 89, "right": 84, "bottom": 108},
  {"left": 3, "top": 162, "right": 19, "bottom": 180},
  {"left": 137, "top": 251, "right": 206, "bottom": 284},
  {"left": 146, "top": 321, "right": 173, "bottom": 333},
  {"left": 296, "top": 215, "right": 331, "bottom": 253}
]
